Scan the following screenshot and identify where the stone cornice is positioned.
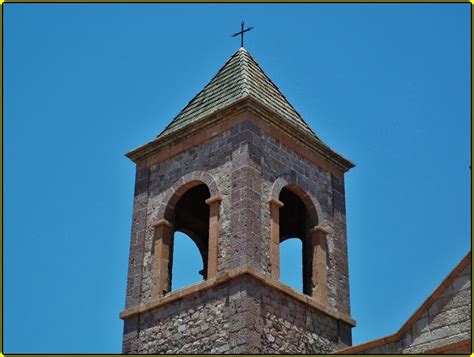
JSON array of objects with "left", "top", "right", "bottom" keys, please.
[
  {"left": 244, "top": 95, "right": 355, "bottom": 173},
  {"left": 125, "top": 96, "right": 355, "bottom": 174},
  {"left": 119, "top": 265, "right": 356, "bottom": 327},
  {"left": 126, "top": 97, "right": 247, "bottom": 163}
]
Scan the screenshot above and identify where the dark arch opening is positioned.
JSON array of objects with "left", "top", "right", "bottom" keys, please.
[
  {"left": 170, "top": 184, "right": 210, "bottom": 291},
  {"left": 279, "top": 187, "right": 313, "bottom": 296}
]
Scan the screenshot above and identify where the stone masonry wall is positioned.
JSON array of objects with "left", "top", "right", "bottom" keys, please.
[
  {"left": 124, "top": 166, "right": 150, "bottom": 309},
  {"left": 398, "top": 262, "right": 471, "bottom": 354},
  {"left": 127, "top": 118, "right": 351, "bottom": 311},
  {"left": 239, "top": 119, "right": 351, "bottom": 315},
  {"left": 350, "top": 262, "right": 471, "bottom": 354},
  {"left": 134, "top": 130, "right": 233, "bottom": 306},
  {"left": 123, "top": 274, "right": 352, "bottom": 354},
  {"left": 123, "top": 115, "right": 352, "bottom": 353},
  {"left": 257, "top": 280, "right": 352, "bottom": 353},
  {"left": 123, "top": 276, "right": 251, "bottom": 354}
]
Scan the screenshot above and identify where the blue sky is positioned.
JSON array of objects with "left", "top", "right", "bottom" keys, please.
[{"left": 4, "top": 4, "right": 470, "bottom": 353}]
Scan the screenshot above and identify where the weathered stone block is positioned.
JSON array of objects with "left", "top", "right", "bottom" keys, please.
[{"left": 432, "top": 326, "right": 455, "bottom": 341}]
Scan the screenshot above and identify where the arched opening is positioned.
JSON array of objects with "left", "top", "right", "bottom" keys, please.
[
  {"left": 170, "top": 184, "right": 210, "bottom": 291},
  {"left": 152, "top": 176, "right": 223, "bottom": 299},
  {"left": 171, "top": 231, "right": 204, "bottom": 291},
  {"left": 279, "top": 187, "right": 314, "bottom": 296},
  {"left": 279, "top": 237, "right": 303, "bottom": 292}
]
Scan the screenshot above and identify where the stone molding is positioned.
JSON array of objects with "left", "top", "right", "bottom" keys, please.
[
  {"left": 205, "top": 194, "right": 224, "bottom": 205},
  {"left": 126, "top": 97, "right": 354, "bottom": 178},
  {"left": 268, "top": 198, "right": 284, "bottom": 208},
  {"left": 335, "top": 251, "right": 471, "bottom": 354},
  {"left": 119, "top": 265, "right": 356, "bottom": 327},
  {"left": 310, "top": 225, "right": 331, "bottom": 235},
  {"left": 151, "top": 219, "right": 172, "bottom": 229}
]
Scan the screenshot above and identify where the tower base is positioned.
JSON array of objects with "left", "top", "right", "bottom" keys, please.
[{"left": 121, "top": 268, "right": 354, "bottom": 354}]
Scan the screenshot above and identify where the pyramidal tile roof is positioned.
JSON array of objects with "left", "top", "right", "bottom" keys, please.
[{"left": 157, "top": 47, "right": 320, "bottom": 141}]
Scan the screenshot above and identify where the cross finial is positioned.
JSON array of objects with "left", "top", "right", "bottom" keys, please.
[{"left": 231, "top": 21, "right": 254, "bottom": 48}]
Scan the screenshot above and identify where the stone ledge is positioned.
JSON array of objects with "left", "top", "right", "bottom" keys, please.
[
  {"left": 205, "top": 194, "right": 224, "bottom": 205},
  {"left": 269, "top": 198, "right": 284, "bottom": 207},
  {"left": 310, "top": 225, "right": 331, "bottom": 235},
  {"left": 151, "top": 219, "right": 172, "bottom": 228},
  {"left": 126, "top": 97, "right": 354, "bottom": 177},
  {"left": 119, "top": 265, "right": 356, "bottom": 327}
]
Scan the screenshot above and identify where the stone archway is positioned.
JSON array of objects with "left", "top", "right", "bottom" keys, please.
[
  {"left": 269, "top": 175, "right": 329, "bottom": 305},
  {"left": 151, "top": 171, "right": 222, "bottom": 298}
]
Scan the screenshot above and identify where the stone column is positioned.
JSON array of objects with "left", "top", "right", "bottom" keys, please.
[
  {"left": 310, "top": 225, "right": 329, "bottom": 306},
  {"left": 152, "top": 219, "right": 173, "bottom": 298},
  {"left": 269, "top": 198, "right": 284, "bottom": 280},
  {"left": 206, "top": 195, "right": 223, "bottom": 279}
]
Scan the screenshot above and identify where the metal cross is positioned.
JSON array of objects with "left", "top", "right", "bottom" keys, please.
[{"left": 231, "top": 21, "right": 254, "bottom": 48}]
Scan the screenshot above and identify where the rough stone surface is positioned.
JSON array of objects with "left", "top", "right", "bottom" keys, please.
[
  {"left": 400, "top": 262, "right": 471, "bottom": 354},
  {"left": 124, "top": 168, "right": 150, "bottom": 309},
  {"left": 125, "top": 119, "right": 351, "bottom": 309},
  {"left": 257, "top": 121, "right": 351, "bottom": 314},
  {"left": 122, "top": 275, "right": 352, "bottom": 354},
  {"left": 259, "top": 281, "right": 352, "bottom": 353},
  {"left": 351, "top": 262, "right": 471, "bottom": 354},
  {"left": 124, "top": 281, "right": 230, "bottom": 354},
  {"left": 123, "top": 117, "right": 353, "bottom": 353}
]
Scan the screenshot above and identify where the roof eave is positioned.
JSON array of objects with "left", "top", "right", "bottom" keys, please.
[
  {"left": 125, "top": 96, "right": 355, "bottom": 174},
  {"left": 125, "top": 97, "right": 250, "bottom": 162},
  {"left": 244, "top": 95, "right": 355, "bottom": 172}
]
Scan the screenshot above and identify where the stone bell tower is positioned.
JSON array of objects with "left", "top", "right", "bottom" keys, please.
[{"left": 120, "top": 47, "right": 355, "bottom": 354}]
